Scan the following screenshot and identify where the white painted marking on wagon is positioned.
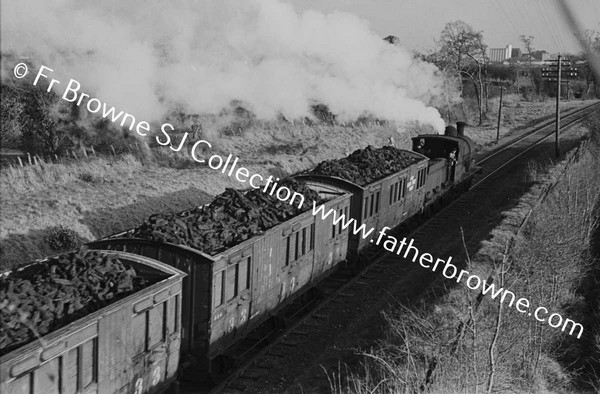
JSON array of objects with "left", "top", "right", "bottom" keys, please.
[{"left": 407, "top": 175, "right": 416, "bottom": 191}]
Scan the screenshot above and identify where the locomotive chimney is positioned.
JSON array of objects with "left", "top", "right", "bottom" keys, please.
[
  {"left": 444, "top": 124, "right": 457, "bottom": 137},
  {"left": 456, "top": 121, "right": 466, "bottom": 136}
]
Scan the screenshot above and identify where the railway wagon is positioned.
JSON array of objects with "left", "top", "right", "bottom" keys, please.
[
  {"left": 293, "top": 148, "right": 429, "bottom": 265},
  {"left": 0, "top": 251, "right": 185, "bottom": 394},
  {"left": 87, "top": 189, "right": 352, "bottom": 379}
]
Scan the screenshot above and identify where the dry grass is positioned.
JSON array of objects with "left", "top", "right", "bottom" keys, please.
[
  {"left": 466, "top": 97, "right": 596, "bottom": 150},
  {"left": 0, "top": 154, "right": 142, "bottom": 195}
]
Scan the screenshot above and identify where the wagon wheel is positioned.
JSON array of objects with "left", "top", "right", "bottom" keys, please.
[
  {"left": 346, "top": 252, "right": 362, "bottom": 275},
  {"left": 209, "top": 355, "right": 234, "bottom": 384},
  {"left": 462, "top": 178, "right": 473, "bottom": 191},
  {"left": 359, "top": 246, "right": 379, "bottom": 267}
]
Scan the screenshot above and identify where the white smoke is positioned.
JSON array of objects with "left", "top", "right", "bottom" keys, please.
[{"left": 1, "top": 0, "right": 449, "bottom": 131}]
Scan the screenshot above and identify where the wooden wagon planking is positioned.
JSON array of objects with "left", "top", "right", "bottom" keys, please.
[
  {"left": 0, "top": 251, "right": 186, "bottom": 394},
  {"left": 87, "top": 191, "right": 352, "bottom": 378},
  {"left": 293, "top": 151, "right": 429, "bottom": 263}
]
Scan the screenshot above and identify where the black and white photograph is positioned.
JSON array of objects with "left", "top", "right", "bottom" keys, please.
[{"left": 1, "top": 0, "right": 599, "bottom": 393}]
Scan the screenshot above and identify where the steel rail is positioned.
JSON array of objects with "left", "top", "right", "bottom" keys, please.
[
  {"left": 476, "top": 101, "right": 599, "bottom": 167},
  {"left": 472, "top": 102, "right": 599, "bottom": 189}
]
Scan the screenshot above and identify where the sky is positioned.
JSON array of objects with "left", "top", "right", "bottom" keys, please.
[{"left": 285, "top": 0, "right": 600, "bottom": 55}]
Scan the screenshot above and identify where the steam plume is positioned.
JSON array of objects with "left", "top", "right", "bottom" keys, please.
[{"left": 1, "top": 0, "right": 449, "bottom": 131}]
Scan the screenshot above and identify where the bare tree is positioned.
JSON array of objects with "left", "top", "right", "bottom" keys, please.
[
  {"left": 578, "top": 29, "right": 600, "bottom": 96},
  {"left": 520, "top": 35, "right": 536, "bottom": 96},
  {"left": 20, "top": 88, "right": 74, "bottom": 155},
  {"left": 432, "top": 21, "right": 488, "bottom": 124},
  {"left": 0, "top": 84, "right": 25, "bottom": 146}
]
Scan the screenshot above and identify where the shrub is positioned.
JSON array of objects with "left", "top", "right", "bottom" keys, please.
[
  {"left": 78, "top": 172, "right": 103, "bottom": 184},
  {"left": 0, "top": 83, "right": 25, "bottom": 147},
  {"left": 44, "top": 226, "right": 81, "bottom": 251}
]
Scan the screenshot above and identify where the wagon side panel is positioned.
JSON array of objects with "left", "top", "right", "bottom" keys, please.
[{"left": 0, "top": 252, "right": 185, "bottom": 394}]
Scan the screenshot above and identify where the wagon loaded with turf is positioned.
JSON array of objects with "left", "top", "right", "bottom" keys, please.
[
  {"left": 293, "top": 145, "right": 429, "bottom": 266},
  {"left": 0, "top": 250, "right": 185, "bottom": 394},
  {"left": 87, "top": 179, "right": 352, "bottom": 380}
]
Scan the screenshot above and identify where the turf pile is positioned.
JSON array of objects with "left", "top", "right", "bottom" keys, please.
[
  {"left": 128, "top": 179, "right": 322, "bottom": 255},
  {"left": 0, "top": 250, "right": 150, "bottom": 352},
  {"left": 311, "top": 146, "right": 423, "bottom": 186}
]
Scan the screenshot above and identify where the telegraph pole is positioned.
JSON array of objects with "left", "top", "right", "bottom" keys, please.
[
  {"left": 555, "top": 54, "right": 561, "bottom": 158},
  {"left": 542, "top": 55, "right": 579, "bottom": 159},
  {"left": 496, "top": 86, "right": 503, "bottom": 142}
]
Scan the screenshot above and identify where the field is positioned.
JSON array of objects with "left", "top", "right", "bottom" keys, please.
[{"left": 0, "top": 97, "right": 593, "bottom": 271}]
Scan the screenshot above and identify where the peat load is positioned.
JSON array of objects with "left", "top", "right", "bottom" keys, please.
[
  {"left": 311, "top": 146, "right": 423, "bottom": 186},
  {"left": 0, "top": 250, "right": 151, "bottom": 352},
  {"left": 128, "top": 179, "right": 322, "bottom": 255}
]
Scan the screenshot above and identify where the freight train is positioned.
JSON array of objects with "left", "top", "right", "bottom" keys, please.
[{"left": 0, "top": 122, "right": 480, "bottom": 392}]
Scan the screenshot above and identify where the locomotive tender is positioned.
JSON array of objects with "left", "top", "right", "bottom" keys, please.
[{"left": 1, "top": 122, "right": 481, "bottom": 392}]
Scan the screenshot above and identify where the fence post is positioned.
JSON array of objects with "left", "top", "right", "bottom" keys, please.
[
  {"left": 71, "top": 150, "right": 78, "bottom": 160},
  {"left": 27, "top": 152, "right": 32, "bottom": 165},
  {"left": 17, "top": 157, "right": 24, "bottom": 167},
  {"left": 54, "top": 154, "right": 59, "bottom": 163},
  {"left": 90, "top": 146, "right": 97, "bottom": 157},
  {"left": 82, "top": 146, "right": 88, "bottom": 158},
  {"left": 110, "top": 145, "right": 116, "bottom": 156}
]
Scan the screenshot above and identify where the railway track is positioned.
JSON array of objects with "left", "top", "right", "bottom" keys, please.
[
  {"left": 472, "top": 100, "right": 600, "bottom": 187},
  {"left": 207, "top": 102, "right": 599, "bottom": 393}
]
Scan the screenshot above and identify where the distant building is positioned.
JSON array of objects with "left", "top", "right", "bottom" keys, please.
[
  {"left": 489, "top": 44, "right": 513, "bottom": 62},
  {"left": 531, "top": 50, "right": 547, "bottom": 61},
  {"left": 542, "top": 52, "right": 559, "bottom": 61},
  {"left": 511, "top": 48, "right": 522, "bottom": 58}
]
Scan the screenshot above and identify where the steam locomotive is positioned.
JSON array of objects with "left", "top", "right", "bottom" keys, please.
[{"left": 1, "top": 122, "right": 480, "bottom": 393}]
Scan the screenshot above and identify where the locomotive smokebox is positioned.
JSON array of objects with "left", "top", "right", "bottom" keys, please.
[
  {"left": 456, "top": 121, "right": 466, "bottom": 136},
  {"left": 444, "top": 124, "right": 457, "bottom": 137}
]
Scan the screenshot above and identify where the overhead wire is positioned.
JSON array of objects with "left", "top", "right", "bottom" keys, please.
[
  {"left": 550, "top": 0, "right": 572, "bottom": 51},
  {"left": 529, "top": 0, "right": 555, "bottom": 50},
  {"left": 556, "top": 0, "right": 600, "bottom": 82},
  {"left": 537, "top": 0, "right": 565, "bottom": 51},
  {"left": 508, "top": 0, "right": 540, "bottom": 54},
  {"left": 491, "top": 0, "right": 522, "bottom": 40},
  {"left": 543, "top": 0, "right": 567, "bottom": 51}
]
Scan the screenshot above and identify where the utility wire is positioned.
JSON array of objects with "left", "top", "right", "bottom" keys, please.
[{"left": 491, "top": 0, "right": 522, "bottom": 40}]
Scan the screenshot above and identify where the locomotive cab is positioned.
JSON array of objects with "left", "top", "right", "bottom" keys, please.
[{"left": 412, "top": 122, "right": 480, "bottom": 202}]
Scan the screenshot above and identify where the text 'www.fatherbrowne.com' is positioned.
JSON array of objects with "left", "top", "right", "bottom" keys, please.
[{"left": 311, "top": 202, "right": 584, "bottom": 339}]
